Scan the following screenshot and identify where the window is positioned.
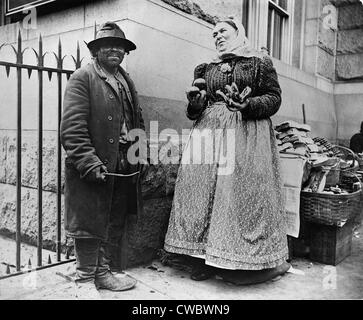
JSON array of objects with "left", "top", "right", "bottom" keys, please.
[
  {"left": 243, "top": 0, "right": 294, "bottom": 64},
  {"left": 267, "top": 0, "right": 289, "bottom": 59}
]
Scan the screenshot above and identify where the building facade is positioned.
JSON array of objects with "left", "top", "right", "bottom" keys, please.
[{"left": 0, "top": 0, "right": 362, "bottom": 265}]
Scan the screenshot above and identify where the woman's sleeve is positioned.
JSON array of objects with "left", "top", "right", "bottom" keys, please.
[
  {"left": 242, "top": 56, "right": 282, "bottom": 120},
  {"left": 186, "top": 63, "right": 208, "bottom": 120}
]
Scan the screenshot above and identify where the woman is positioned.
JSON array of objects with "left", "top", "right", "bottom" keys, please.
[{"left": 164, "top": 17, "right": 290, "bottom": 284}]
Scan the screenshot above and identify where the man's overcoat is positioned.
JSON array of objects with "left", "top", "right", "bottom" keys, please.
[{"left": 60, "top": 60, "right": 145, "bottom": 239}]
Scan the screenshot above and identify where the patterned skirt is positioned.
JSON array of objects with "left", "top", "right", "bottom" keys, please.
[{"left": 164, "top": 102, "right": 288, "bottom": 270}]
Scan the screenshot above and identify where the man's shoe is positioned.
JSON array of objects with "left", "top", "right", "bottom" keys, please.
[
  {"left": 95, "top": 271, "right": 136, "bottom": 291},
  {"left": 75, "top": 280, "right": 101, "bottom": 300}
]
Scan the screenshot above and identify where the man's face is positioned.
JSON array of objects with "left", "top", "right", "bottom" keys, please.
[{"left": 96, "top": 42, "right": 126, "bottom": 69}]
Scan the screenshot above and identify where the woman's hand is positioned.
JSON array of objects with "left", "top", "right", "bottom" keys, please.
[
  {"left": 186, "top": 78, "right": 207, "bottom": 111},
  {"left": 216, "top": 83, "right": 252, "bottom": 112}
]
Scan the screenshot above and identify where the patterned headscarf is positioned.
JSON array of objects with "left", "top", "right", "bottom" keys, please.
[{"left": 212, "top": 17, "right": 262, "bottom": 63}]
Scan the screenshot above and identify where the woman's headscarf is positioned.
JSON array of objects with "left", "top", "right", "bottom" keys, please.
[{"left": 212, "top": 17, "right": 263, "bottom": 63}]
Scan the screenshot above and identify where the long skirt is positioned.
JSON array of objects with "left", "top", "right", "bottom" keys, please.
[{"left": 164, "top": 102, "right": 288, "bottom": 270}]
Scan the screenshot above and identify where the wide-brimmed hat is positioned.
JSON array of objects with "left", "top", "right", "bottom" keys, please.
[{"left": 87, "top": 21, "right": 136, "bottom": 53}]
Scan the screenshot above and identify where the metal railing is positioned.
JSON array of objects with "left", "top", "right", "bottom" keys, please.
[{"left": 0, "top": 30, "right": 84, "bottom": 279}]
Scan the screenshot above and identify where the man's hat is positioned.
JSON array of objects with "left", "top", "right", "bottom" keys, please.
[{"left": 87, "top": 21, "right": 136, "bottom": 52}]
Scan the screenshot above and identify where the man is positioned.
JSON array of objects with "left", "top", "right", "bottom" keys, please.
[
  {"left": 350, "top": 121, "right": 363, "bottom": 154},
  {"left": 60, "top": 21, "right": 147, "bottom": 299}
]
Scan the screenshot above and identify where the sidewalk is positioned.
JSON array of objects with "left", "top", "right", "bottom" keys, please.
[{"left": 1, "top": 224, "right": 362, "bottom": 300}]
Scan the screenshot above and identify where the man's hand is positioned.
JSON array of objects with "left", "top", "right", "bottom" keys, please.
[
  {"left": 85, "top": 165, "right": 108, "bottom": 183},
  {"left": 216, "top": 83, "right": 252, "bottom": 112}
]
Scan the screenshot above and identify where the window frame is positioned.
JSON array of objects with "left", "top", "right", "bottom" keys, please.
[
  {"left": 267, "top": 0, "right": 289, "bottom": 60},
  {"left": 243, "top": 0, "right": 295, "bottom": 64}
]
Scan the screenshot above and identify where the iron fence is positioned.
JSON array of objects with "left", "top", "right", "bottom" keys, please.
[{"left": 0, "top": 30, "right": 85, "bottom": 279}]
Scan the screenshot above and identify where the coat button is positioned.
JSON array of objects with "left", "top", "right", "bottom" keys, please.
[
  {"left": 109, "top": 138, "right": 114, "bottom": 144},
  {"left": 108, "top": 115, "right": 113, "bottom": 121},
  {"left": 109, "top": 94, "right": 114, "bottom": 99}
]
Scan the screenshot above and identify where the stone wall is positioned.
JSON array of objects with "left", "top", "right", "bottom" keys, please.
[
  {"left": 0, "top": 129, "right": 181, "bottom": 267},
  {"left": 334, "top": 0, "right": 363, "bottom": 80},
  {"left": 303, "top": 0, "right": 338, "bottom": 80}
]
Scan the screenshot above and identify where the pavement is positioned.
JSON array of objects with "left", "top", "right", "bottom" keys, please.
[{"left": 0, "top": 224, "right": 363, "bottom": 300}]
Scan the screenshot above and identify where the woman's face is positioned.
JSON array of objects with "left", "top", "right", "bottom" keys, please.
[{"left": 213, "top": 22, "right": 238, "bottom": 52}]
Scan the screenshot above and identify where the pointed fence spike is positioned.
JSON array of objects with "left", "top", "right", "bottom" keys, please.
[
  {"left": 17, "top": 29, "right": 22, "bottom": 64},
  {"left": 38, "top": 34, "right": 43, "bottom": 66},
  {"left": 6, "top": 264, "right": 10, "bottom": 274},
  {"left": 76, "top": 41, "right": 81, "bottom": 69},
  {"left": 48, "top": 71, "right": 53, "bottom": 81},
  {"left": 17, "top": 29, "right": 22, "bottom": 47},
  {"left": 48, "top": 254, "right": 52, "bottom": 264},
  {"left": 5, "top": 65, "right": 10, "bottom": 77},
  {"left": 27, "top": 68, "right": 32, "bottom": 79},
  {"left": 57, "top": 38, "right": 63, "bottom": 69}
]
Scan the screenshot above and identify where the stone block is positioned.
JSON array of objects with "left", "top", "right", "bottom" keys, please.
[
  {"left": 26, "top": 5, "right": 86, "bottom": 40},
  {"left": 0, "top": 183, "right": 66, "bottom": 249},
  {"left": 125, "top": 197, "right": 173, "bottom": 267},
  {"left": 317, "top": 47, "right": 335, "bottom": 80},
  {"left": 84, "top": 0, "right": 129, "bottom": 28},
  {"left": 0, "top": 129, "right": 184, "bottom": 196},
  {"left": 0, "top": 23, "right": 21, "bottom": 45},
  {"left": 142, "top": 140, "right": 182, "bottom": 199},
  {"left": 318, "top": 21, "right": 336, "bottom": 55},
  {"left": 0, "top": 182, "right": 176, "bottom": 267},
  {"left": 338, "top": 3, "right": 363, "bottom": 30},
  {"left": 160, "top": 0, "right": 218, "bottom": 24},
  {"left": 304, "top": 19, "right": 319, "bottom": 47},
  {"left": 303, "top": 46, "right": 318, "bottom": 74},
  {"left": 0, "top": 134, "right": 183, "bottom": 267},
  {"left": 193, "top": 0, "right": 242, "bottom": 21},
  {"left": 337, "top": 29, "right": 363, "bottom": 54},
  {"left": 142, "top": 163, "right": 167, "bottom": 199},
  {"left": 0, "top": 130, "right": 65, "bottom": 193},
  {"left": 336, "top": 53, "right": 363, "bottom": 80},
  {"left": 306, "top": 0, "right": 321, "bottom": 19}
]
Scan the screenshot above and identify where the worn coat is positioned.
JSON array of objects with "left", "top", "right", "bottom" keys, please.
[{"left": 60, "top": 60, "right": 145, "bottom": 240}]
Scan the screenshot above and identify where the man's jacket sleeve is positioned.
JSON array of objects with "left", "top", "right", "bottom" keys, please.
[{"left": 60, "top": 70, "right": 103, "bottom": 178}]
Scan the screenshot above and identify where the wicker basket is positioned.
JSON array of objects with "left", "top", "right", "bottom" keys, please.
[
  {"left": 332, "top": 145, "right": 359, "bottom": 173},
  {"left": 300, "top": 188, "right": 362, "bottom": 226},
  {"left": 358, "top": 158, "right": 363, "bottom": 170}
]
